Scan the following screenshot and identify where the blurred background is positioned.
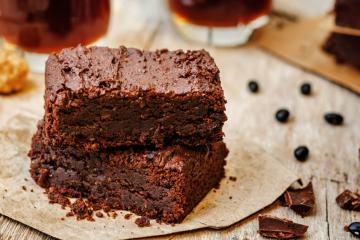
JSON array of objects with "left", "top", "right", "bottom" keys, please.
[{"left": 0, "top": 0, "right": 334, "bottom": 72}]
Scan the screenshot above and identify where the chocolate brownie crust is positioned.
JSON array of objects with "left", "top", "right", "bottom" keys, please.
[
  {"left": 44, "top": 46, "right": 226, "bottom": 149},
  {"left": 29, "top": 121, "right": 228, "bottom": 223}
]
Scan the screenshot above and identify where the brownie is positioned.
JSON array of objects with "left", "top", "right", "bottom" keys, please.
[
  {"left": 334, "top": 0, "right": 360, "bottom": 29},
  {"left": 324, "top": 33, "right": 360, "bottom": 69},
  {"left": 44, "top": 45, "right": 226, "bottom": 150},
  {"left": 29, "top": 121, "right": 228, "bottom": 223}
]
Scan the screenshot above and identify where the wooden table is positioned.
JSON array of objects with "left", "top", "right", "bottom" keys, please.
[{"left": 1, "top": 1, "right": 359, "bottom": 239}]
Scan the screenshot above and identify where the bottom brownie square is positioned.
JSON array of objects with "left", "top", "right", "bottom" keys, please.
[
  {"left": 28, "top": 122, "right": 228, "bottom": 223},
  {"left": 324, "top": 33, "right": 360, "bottom": 69}
]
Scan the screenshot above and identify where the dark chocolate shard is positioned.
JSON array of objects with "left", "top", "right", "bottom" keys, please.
[
  {"left": 258, "top": 215, "right": 308, "bottom": 239},
  {"left": 284, "top": 182, "right": 315, "bottom": 216},
  {"left": 336, "top": 189, "right": 360, "bottom": 211}
]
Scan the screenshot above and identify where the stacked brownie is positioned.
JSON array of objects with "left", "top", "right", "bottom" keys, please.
[
  {"left": 324, "top": 0, "right": 360, "bottom": 68},
  {"left": 28, "top": 45, "right": 228, "bottom": 223}
]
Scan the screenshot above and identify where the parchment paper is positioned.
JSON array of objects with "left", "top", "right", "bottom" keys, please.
[
  {"left": 255, "top": 14, "right": 360, "bottom": 94},
  {"left": 0, "top": 75, "right": 298, "bottom": 240}
]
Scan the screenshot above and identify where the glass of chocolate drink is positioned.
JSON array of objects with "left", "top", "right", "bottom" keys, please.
[
  {"left": 0, "top": 0, "right": 110, "bottom": 72},
  {"left": 168, "top": 0, "right": 272, "bottom": 46}
]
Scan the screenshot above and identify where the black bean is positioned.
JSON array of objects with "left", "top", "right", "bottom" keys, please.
[
  {"left": 294, "top": 146, "right": 309, "bottom": 162},
  {"left": 248, "top": 80, "right": 259, "bottom": 93},
  {"left": 324, "top": 112, "right": 344, "bottom": 125},
  {"left": 348, "top": 222, "right": 360, "bottom": 238},
  {"left": 300, "top": 83, "right": 311, "bottom": 95},
  {"left": 275, "top": 109, "right": 290, "bottom": 123}
]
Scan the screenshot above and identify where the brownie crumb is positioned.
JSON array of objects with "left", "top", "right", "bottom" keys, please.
[
  {"left": 95, "top": 212, "right": 104, "bottom": 218},
  {"left": 22, "top": 186, "right": 27, "bottom": 191},
  {"left": 4, "top": 189, "right": 7, "bottom": 192},
  {"left": 24, "top": 178, "right": 28, "bottom": 181},
  {"left": 135, "top": 216, "right": 151, "bottom": 227},
  {"left": 30, "top": 189, "right": 34, "bottom": 192},
  {"left": 229, "top": 176, "right": 237, "bottom": 182},
  {"left": 47, "top": 187, "right": 70, "bottom": 208},
  {"left": 60, "top": 217, "right": 65, "bottom": 221},
  {"left": 111, "top": 212, "right": 118, "bottom": 219},
  {"left": 124, "top": 213, "right": 132, "bottom": 220},
  {"left": 70, "top": 199, "right": 94, "bottom": 221},
  {"left": 229, "top": 196, "right": 233, "bottom": 200},
  {"left": 66, "top": 212, "right": 74, "bottom": 217}
]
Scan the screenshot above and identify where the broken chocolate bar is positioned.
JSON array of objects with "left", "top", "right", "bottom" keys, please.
[
  {"left": 284, "top": 182, "right": 315, "bottom": 216},
  {"left": 336, "top": 189, "right": 360, "bottom": 211},
  {"left": 258, "top": 215, "right": 308, "bottom": 239}
]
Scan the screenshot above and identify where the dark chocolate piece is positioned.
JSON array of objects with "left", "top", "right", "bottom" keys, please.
[
  {"left": 258, "top": 215, "right": 308, "bottom": 239},
  {"left": 28, "top": 121, "right": 228, "bottom": 223},
  {"left": 336, "top": 189, "right": 360, "bottom": 211},
  {"left": 284, "top": 182, "right": 315, "bottom": 216},
  {"left": 44, "top": 45, "right": 226, "bottom": 149}
]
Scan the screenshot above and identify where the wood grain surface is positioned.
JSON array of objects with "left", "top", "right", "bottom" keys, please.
[{"left": 1, "top": 0, "right": 359, "bottom": 239}]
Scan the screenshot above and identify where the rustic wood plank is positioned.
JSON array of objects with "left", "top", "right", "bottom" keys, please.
[{"left": 1, "top": 0, "right": 359, "bottom": 239}]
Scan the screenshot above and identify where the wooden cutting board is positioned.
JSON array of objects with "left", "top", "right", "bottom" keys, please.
[{"left": 255, "top": 14, "right": 360, "bottom": 94}]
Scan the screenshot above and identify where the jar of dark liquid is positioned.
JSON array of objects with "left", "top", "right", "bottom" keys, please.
[
  {"left": 168, "top": 0, "right": 272, "bottom": 46},
  {"left": 0, "top": 0, "right": 110, "bottom": 72}
]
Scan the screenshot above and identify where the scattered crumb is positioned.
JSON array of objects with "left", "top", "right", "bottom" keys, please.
[
  {"left": 103, "top": 206, "right": 111, "bottom": 212},
  {"left": 4, "top": 189, "right": 7, "bottom": 192},
  {"left": 213, "top": 189, "right": 217, "bottom": 193},
  {"left": 229, "top": 176, "right": 237, "bottom": 182},
  {"left": 24, "top": 178, "right": 28, "bottom": 181},
  {"left": 124, "top": 213, "right": 132, "bottom": 220},
  {"left": 70, "top": 199, "right": 94, "bottom": 221},
  {"left": 111, "top": 212, "right": 118, "bottom": 219},
  {"left": 47, "top": 187, "right": 70, "bottom": 208},
  {"left": 344, "top": 225, "right": 349, "bottom": 232},
  {"left": 95, "top": 212, "right": 104, "bottom": 218},
  {"left": 135, "top": 217, "right": 151, "bottom": 227},
  {"left": 22, "top": 186, "right": 27, "bottom": 191},
  {"left": 66, "top": 212, "right": 74, "bottom": 217},
  {"left": 60, "top": 217, "right": 65, "bottom": 221},
  {"left": 171, "top": 223, "right": 176, "bottom": 227},
  {"left": 229, "top": 196, "right": 233, "bottom": 200},
  {"left": 30, "top": 189, "right": 34, "bottom": 192}
]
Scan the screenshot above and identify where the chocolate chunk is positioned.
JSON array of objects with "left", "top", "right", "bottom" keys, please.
[
  {"left": 336, "top": 189, "right": 360, "bottom": 211},
  {"left": 135, "top": 216, "right": 150, "bottom": 227},
  {"left": 284, "top": 182, "right": 315, "bottom": 216},
  {"left": 258, "top": 215, "right": 308, "bottom": 239}
]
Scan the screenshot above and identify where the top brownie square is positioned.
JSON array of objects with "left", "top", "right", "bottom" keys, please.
[
  {"left": 44, "top": 46, "right": 226, "bottom": 150},
  {"left": 334, "top": 0, "right": 360, "bottom": 29}
]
